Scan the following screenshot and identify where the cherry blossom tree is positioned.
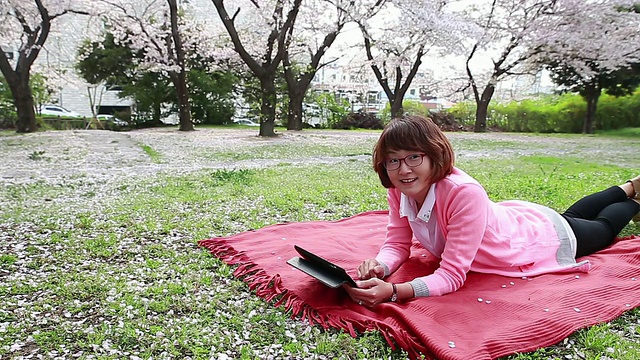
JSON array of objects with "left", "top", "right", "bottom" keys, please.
[
  {"left": 529, "top": 0, "right": 640, "bottom": 133},
  {"left": 212, "top": 0, "right": 302, "bottom": 137},
  {"left": 461, "top": 0, "right": 558, "bottom": 132},
  {"left": 97, "top": 0, "right": 230, "bottom": 131},
  {"left": 281, "top": 0, "right": 355, "bottom": 131},
  {"left": 356, "top": 0, "right": 472, "bottom": 119},
  {"left": 461, "top": 0, "right": 640, "bottom": 133},
  {"left": 0, "top": 0, "right": 90, "bottom": 133}
]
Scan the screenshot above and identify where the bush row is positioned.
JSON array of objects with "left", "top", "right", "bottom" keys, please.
[{"left": 448, "top": 89, "right": 640, "bottom": 133}]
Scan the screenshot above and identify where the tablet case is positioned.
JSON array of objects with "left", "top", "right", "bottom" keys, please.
[{"left": 287, "top": 245, "right": 357, "bottom": 288}]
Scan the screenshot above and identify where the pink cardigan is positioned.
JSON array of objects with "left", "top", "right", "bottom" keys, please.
[{"left": 376, "top": 167, "right": 591, "bottom": 297}]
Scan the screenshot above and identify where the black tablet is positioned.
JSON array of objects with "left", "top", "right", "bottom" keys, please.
[{"left": 287, "top": 245, "right": 358, "bottom": 288}]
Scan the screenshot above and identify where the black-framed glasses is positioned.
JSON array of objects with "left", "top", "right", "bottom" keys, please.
[{"left": 384, "top": 153, "right": 426, "bottom": 171}]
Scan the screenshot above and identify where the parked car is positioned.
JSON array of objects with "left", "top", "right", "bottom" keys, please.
[
  {"left": 39, "top": 105, "right": 82, "bottom": 118},
  {"left": 233, "top": 119, "right": 260, "bottom": 127}
]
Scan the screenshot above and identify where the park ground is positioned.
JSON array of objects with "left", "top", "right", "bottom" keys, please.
[{"left": 1, "top": 127, "right": 640, "bottom": 359}]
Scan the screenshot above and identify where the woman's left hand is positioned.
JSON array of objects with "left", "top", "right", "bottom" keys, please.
[{"left": 343, "top": 278, "right": 393, "bottom": 308}]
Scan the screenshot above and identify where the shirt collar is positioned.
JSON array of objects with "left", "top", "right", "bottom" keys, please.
[{"left": 399, "top": 183, "right": 436, "bottom": 222}]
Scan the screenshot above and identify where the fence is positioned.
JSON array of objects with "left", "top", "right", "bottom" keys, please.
[{"left": 41, "top": 117, "right": 105, "bottom": 130}]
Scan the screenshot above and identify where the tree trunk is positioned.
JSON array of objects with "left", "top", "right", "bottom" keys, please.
[
  {"left": 153, "top": 102, "right": 162, "bottom": 125},
  {"left": 474, "top": 84, "right": 495, "bottom": 133},
  {"left": 10, "top": 77, "right": 37, "bottom": 133},
  {"left": 390, "top": 97, "right": 404, "bottom": 119},
  {"left": 212, "top": 0, "right": 302, "bottom": 137},
  {"left": 259, "top": 76, "right": 277, "bottom": 137},
  {"left": 175, "top": 70, "right": 193, "bottom": 131},
  {"left": 582, "top": 84, "right": 600, "bottom": 134},
  {"left": 287, "top": 89, "right": 304, "bottom": 130},
  {"left": 168, "top": 0, "right": 193, "bottom": 132}
]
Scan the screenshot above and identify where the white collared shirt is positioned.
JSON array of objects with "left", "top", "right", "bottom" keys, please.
[{"left": 398, "top": 183, "right": 446, "bottom": 258}]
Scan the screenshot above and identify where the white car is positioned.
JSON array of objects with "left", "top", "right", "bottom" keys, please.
[
  {"left": 39, "top": 105, "right": 82, "bottom": 118},
  {"left": 233, "top": 119, "right": 260, "bottom": 127}
]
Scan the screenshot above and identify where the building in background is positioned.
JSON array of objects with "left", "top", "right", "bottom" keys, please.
[{"left": 310, "top": 61, "right": 456, "bottom": 116}]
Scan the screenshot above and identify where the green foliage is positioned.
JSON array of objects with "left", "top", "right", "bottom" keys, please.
[
  {"left": 595, "top": 88, "right": 640, "bottom": 130},
  {"left": 378, "top": 100, "right": 430, "bottom": 123},
  {"left": 76, "top": 33, "right": 135, "bottom": 86},
  {"left": 0, "top": 75, "right": 16, "bottom": 128},
  {"left": 0, "top": 254, "right": 18, "bottom": 266},
  {"left": 29, "top": 73, "right": 56, "bottom": 111},
  {"left": 123, "top": 73, "right": 172, "bottom": 126},
  {"left": 309, "top": 92, "right": 351, "bottom": 128},
  {"left": 76, "top": 31, "right": 237, "bottom": 126},
  {"left": 597, "top": 127, "right": 640, "bottom": 137},
  {"left": 447, "top": 101, "right": 476, "bottom": 127},
  {"left": 138, "top": 143, "right": 161, "bottom": 163},
  {"left": 447, "top": 89, "right": 640, "bottom": 133},
  {"left": 188, "top": 70, "right": 236, "bottom": 125},
  {"left": 76, "top": 33, "right": 166, "bottom": 125},
  {"left": 545, "top": 59, "right": 640, "bottom": 100},
  {"left": 402, "top": 100, "right": 431, "bottom": 118},
  {"left": 28, "top": 150, "right": 47, "bottom": 161}
]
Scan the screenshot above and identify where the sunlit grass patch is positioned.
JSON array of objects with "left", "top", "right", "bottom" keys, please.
[
  {"left": 459, "top": 155, "right": 635, "bottom": 208},
  {"left": 203, "top": 140, "right": 375, "bottom": 161}
]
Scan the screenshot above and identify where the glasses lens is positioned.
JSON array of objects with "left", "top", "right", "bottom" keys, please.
[
  {"left": 385, "top": 159, "right": 399, "bottom": 170},
  {"left": 406, "top": 154, "right": 423, "bottom": 166}
]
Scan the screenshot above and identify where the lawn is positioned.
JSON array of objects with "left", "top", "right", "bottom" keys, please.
[{"left": 1, "top": 128, "right": 639, "bottom": 359}]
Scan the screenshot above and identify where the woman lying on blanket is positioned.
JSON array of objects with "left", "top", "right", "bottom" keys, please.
[{"left": 344, "top": 114, "right": 640, "bottom": 308}]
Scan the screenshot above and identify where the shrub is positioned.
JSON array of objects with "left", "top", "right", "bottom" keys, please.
[
  {"left": 0, "top": 108, "right": 17, "bottom": 129},
  {"left": 428, "top": 111, "right": 469, "bottom": 131},
  {"left": 332, "top": 111, "right": 384, "bottom": 130},
  {"left": 402, "top": 100, "right": 431, "bottom": 118},
  {"left": 447, "top": 102, "right": 476, "bottom": 128},
  {"left": 378, "top": 99, "right": 430, "bottom": 123},
  {"left": 315, "top": 93, "right": 351, "bottom": 129},
  {"left": 446, "top": 88, "right": 640, "bottom": 133}
]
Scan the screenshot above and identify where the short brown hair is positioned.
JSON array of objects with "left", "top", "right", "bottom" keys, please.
[{"left": 372, "top": 115, "right": 455, "bottom": 188}]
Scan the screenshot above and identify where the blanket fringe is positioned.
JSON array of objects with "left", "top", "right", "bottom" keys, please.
[{"left": 199, "top": 238, "right": 431, "bottom": 360}]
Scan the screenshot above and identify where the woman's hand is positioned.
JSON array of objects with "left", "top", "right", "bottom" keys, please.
[
  {"left": 357, "top": 258, "right": 385, "bottom": 280},
  {"left": 344, "top": 278, "right": 393, "bottom": 308}
]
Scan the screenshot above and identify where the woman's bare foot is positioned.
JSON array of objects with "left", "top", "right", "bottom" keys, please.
[
  {"left": 622, "top": 175, "right": 640, "bottom": 200},
  {"left": 628, "top": 176, "right": 640, "bottom": 224}
]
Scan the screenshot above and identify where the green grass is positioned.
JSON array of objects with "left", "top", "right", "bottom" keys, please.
[
  {"left": 1, "top": 128, "right": 639, "bottom": 359},
  {"left": 596, "top": 127, "right": 640, "bottom": 138},
  {"left": 138, "top": 143, "right": 162, "bottom": 162},
  {"left": 0, "top": 130, "right": 19, "bottom": 137},
  {"left": 204, "top": 142, "right": 374, "bottom": 161}
]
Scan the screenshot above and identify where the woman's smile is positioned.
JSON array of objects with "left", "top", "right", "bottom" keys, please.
[{"left": 386, "top": 150, "right": 433, "bottom": 203}]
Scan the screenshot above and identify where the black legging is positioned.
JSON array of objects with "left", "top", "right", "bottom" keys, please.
[{"left": 561, "top": 186, "right": 640, "bottom": 258}]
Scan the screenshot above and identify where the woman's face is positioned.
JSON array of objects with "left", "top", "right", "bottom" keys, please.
[{"left": 385, "top": 149, "right": 433, "bottom": 204}]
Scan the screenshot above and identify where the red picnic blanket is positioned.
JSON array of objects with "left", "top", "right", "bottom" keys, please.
[{"left": 198, "top": 210, "right": 640, "bottom": 360}]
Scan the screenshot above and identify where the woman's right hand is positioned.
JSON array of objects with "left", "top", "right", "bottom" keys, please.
[{"left": 358, "top": 258, "right": 385, "bottom": 280}]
